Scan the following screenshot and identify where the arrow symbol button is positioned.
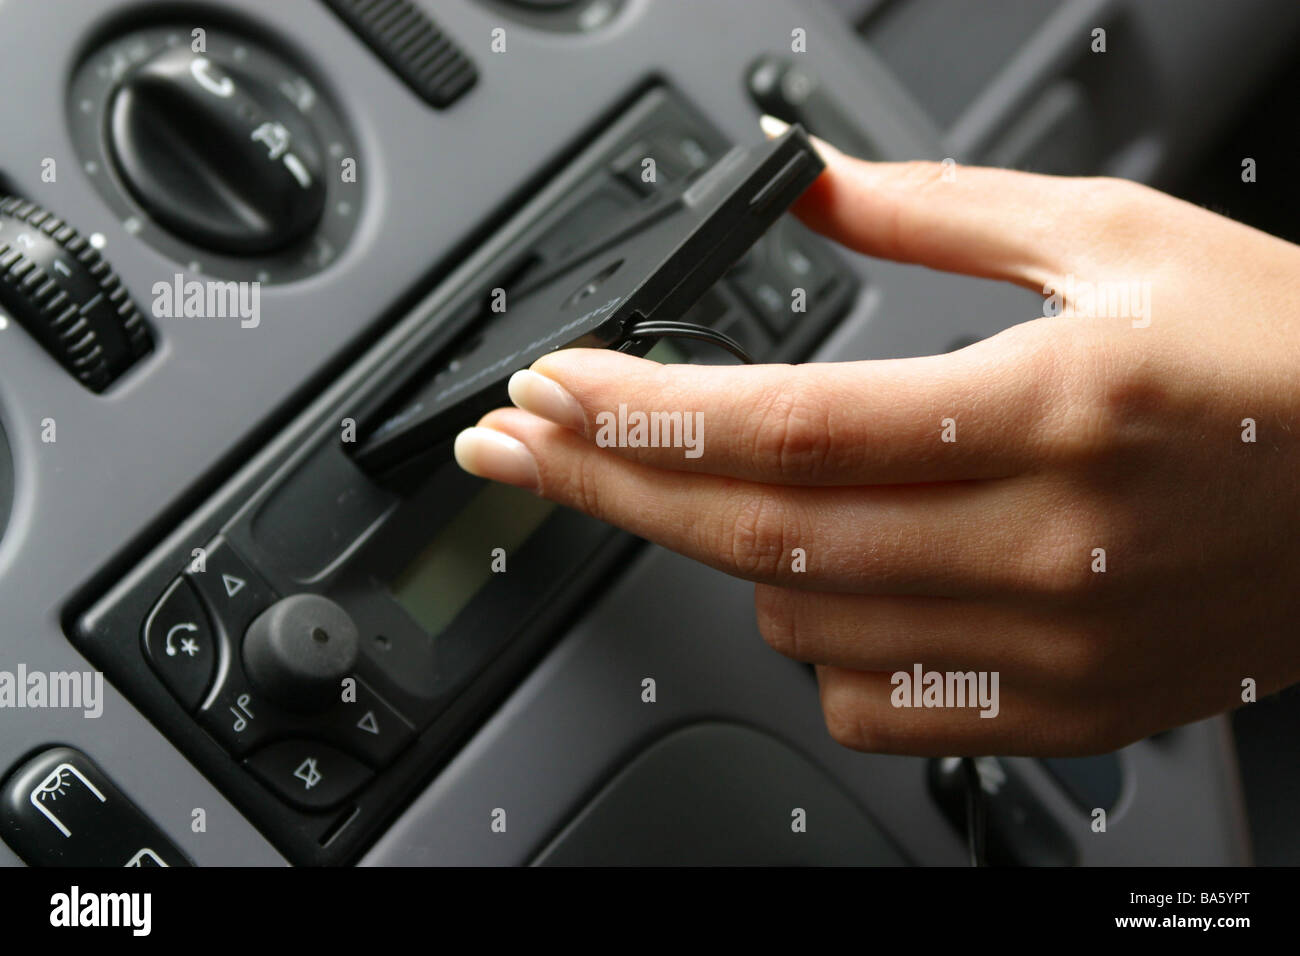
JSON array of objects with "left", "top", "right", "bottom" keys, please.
[{"left": 356, "top": 711, "right": 379, "bottom": 735}]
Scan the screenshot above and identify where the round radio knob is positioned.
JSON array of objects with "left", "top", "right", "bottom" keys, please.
[
  {"left": 0, "top": 196, "right": 151, "bottom": 391},
  {"left": 243, "top": 595, "right": 360, "bottom": 713},
  {"left": 107, "top": 46, "right": 326, "bottom": 255}
]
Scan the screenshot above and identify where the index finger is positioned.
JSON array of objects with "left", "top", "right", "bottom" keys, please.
[{"left": 766, "top": 115, "right": 1122, "bottom": 290}]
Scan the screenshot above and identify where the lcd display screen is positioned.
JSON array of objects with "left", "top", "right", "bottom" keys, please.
[{"left": 390, "top": 482, "right": 557, "bottom": 637}]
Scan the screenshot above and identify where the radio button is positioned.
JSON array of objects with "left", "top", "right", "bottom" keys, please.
[
  {"left": 245, "top": 740, "right": 371, "bottom": 811},
  {"left": 197, "top": 670, "right": 286, "bottom": 756},
  {"left": 141, "top": 578, "right": 217, "bottom": 711},
  {"left": 187, "top": 537, "right": 275, "bottom": 638},
  {"left": 320, "top": 680, "right": 415, "bottom": 767}
]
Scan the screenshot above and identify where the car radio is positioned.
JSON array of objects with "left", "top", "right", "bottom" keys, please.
[{"left": 73, "top": 84, "right": 858, "bottom": 865}]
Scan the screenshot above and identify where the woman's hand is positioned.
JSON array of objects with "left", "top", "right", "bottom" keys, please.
[{"left": 453, "top": 124, "right": 1300, "bottom": 756}]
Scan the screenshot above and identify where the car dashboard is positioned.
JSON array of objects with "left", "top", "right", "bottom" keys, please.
[{"left": 1, "top": 0, "right": 1296, "bottom": 867}]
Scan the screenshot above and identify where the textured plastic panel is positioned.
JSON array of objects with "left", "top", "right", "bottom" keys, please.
[{"left": 320, "top": 0, "right": 477, "bottom": 107}]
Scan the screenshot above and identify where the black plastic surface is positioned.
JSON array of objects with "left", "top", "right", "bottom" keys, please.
[
  {"left": 249, "top": 447, "right": 397, "bottom": 582},
  {"left": 930, "top": 757, "right": 1078, "bottom": 867},
  {"left": 748, "top": 54, "right": 884, "bottom": 159},
  {"left": 188, "top": 537, "right": 279, "bottom": 640},
  {"left": 141, "top": 577, "right": 217, "bottom": 711},
  {"left": 245, "top": 739, "right": 371, "bottom": 811},
  {"left": 244, "top": 595, "right": 361, "bottom": 712},
  {"left": 0, "top": 746, "right": 190, "bottom": 866},
  {"left": 321, "top": 0, "right": 477, "bottom": 108}
]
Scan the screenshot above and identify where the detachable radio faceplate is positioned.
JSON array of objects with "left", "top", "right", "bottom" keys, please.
[{"left": 353, "top": 122, "right": 822, "bottom": 471}]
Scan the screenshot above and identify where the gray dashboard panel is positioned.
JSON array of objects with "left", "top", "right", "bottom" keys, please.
[
  {"left": 0, "top": 416, "right": 10, "bottom": 551},
  {"left": 362, "top": 539, "right": 1248, "bottom": 866},
  {"left": 0, "top": 0, "right": 1280, "bottom": 865},
  {"left": 534, "top": 723, "right": 910, "bottom": 866}
]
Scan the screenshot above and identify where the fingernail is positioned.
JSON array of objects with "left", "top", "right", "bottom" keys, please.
[
  {"left": 759, "top": 114, "right": 790, "bottom": 139},
  {"left": 760, "top": 114, "right": 841, "bottom": 163},
  {"left": 807, "top": 133, "right": 842, "bottom": 162},
  {"left": 508, "top": 369, "right": 587, "bottom": 435},
  {"left": 453, "top": 427, "right": 539, "bottom": 490}
]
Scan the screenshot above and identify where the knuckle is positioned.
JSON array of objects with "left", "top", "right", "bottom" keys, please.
[
  {"left": 1070, "top": 175, "right": 1157, "bottom": 231},
  {"left": 1027, "top": 537, "right": 1087, "bottom": 597},
  {"left": 1017, "top": 511, "right": 1105, "bottom": 598},
  {"left": 1029, "top": 358, "right": 1102, "bottom": 468},
  {"left": 1044, "top": 406, "right": 1109, "bottom": 467},
  {"left": 1036, "top": 360, "right": 1084, "bottom": 446},
  {"left": 724, "top": 492, "right": 799, "bottom": 580},
  {"left": 1054, "top": 632, "right": 1114, "bottom": 683},
  {"left": 879, "top": 161, "right": 950, "bottom": 260},
  {"left": 895, "top": 158, "right": 948, "bottom": 182},
  {"left": 1020, "top": 318, "right": 1149, "bottom": 468},
  {"left": 1101, "top": 176, "right": 1162, "bottom": 215},
  {"left": 563, "top": 451, "right": 606, "bottom": 521},
  {"left": 753, "top": 586, "right": 801, "bottom": 659},
  {"left": 1055, "top": 355, "right": 1167, "bottom": 466},
  {"left": 821, "top": 689, "right": 869, "bottom": 752},
  {"left": 818, "top": 670, "right": 902, "bottom": 754},
  {"left": 1094, "top": 355, "right": 1169, "bottom": 435},
  {"left": 983, "top": 324, "right": 1078, "bottom": 464},
  {"left": 746, "top": 382, "right": 834, "bottom": 481}
]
